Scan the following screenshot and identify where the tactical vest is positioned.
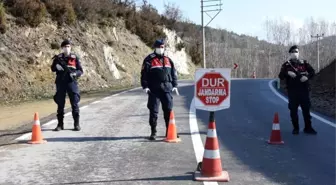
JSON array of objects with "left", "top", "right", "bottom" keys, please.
[
  {"left": 284, "top": 59, "right": 310, "bottom": 91},
  {"left": 285, "top": 60, "right": 308, "bottom": 76},
  {"left": 54, "top": 53, "right": 78, "bottom": 82},
  {"left": 67, "top": 54, "right": 78, "bottom": 70},
  {"left": 149, "top": 55, "right": 173, "bottom": 83}
]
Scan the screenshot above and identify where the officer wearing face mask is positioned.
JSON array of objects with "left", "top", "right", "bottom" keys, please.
[
  {"left": 278, "top": 45, "right": 317, "bottom": 135},
  {"left": 51, "top": 39, "right": 84, "bottom": 131},
  {"left": 140, "top": 39, "right": 179, "bottom": 140}
]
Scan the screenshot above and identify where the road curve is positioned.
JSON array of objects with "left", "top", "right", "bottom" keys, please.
[
  {"left": 188, "top": 79, "right": 335, "bottom": 185},
  {"left": 0, "top": 79, "right": 335, "bottom": 185}
]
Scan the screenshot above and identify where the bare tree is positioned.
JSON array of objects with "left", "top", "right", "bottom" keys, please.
[{"left": 163, "top": 2, "right": 183, "bottom": 29}]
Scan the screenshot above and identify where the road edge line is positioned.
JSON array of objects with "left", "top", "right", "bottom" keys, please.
[
  {"left": 189, "top": 98, "right": 218, "bottom": 185},
  {"left": 268, "top": 79, "right": 336, "bottom": 128}
]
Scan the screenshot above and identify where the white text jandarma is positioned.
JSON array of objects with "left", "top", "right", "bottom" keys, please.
[{"left": 197, "top": 88, "right": 227, "bottom": 96}]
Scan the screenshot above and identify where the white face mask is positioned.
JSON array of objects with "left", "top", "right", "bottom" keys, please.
[
  {"left": 290, "top": 52, "right": 299, "bottom": 60},
  {"left": 155, "top": 48, "right": 164, "bottom": 55},
  {"left": 62, "top": 46, "right": 71, "bottom": 55}
]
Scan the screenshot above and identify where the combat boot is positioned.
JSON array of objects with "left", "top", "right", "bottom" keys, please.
[
  {"left": 53, "top": 115, "right": 64, "bottom": 131},
  {"left": 149, "top": 127, "right": 157, "bottom": 140},
  {"left": 73, "top": 113, "right": 81, "bottom": 131},
  {"left": 303, "top": 127, "right": 317, "bottom": 134},
  {"left": 292, "top": 128, "right": 299, "bottom": 135},
  {"left": 303, "top": 118, "right": 317, "bottom": 135},
  {"left": 291, "top": 121, "right": 300, "bottom": 135}
]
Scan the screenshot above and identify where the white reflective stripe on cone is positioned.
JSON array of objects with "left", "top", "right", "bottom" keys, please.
[
  {"left": 169, "top": 119, "right": 175, "bottom": 124},
  {"left": 34, "top": 120, "right": 40, "bottom": 125},
  {"left": 207, "top": 129, "right": 217, "bottom": 138},
  {"left": 204, "top": 149, "right": 221, "bottom": 159},
  {"left": 272, "top": 123, "right": 280, "bottom": 130}
]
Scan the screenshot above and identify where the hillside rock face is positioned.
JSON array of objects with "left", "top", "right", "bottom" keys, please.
[
  {"left": 163, "top": 27, "right": 193, "bottom": 76},
  {"left": 0, "top": 17, "right": 195, "bottom": 103}
]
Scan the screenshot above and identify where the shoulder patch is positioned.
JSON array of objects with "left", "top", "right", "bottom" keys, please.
[{"left": 149, "top": 53, "right": 156, "bottom": 58}]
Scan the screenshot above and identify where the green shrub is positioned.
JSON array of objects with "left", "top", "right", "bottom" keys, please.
[
  {"left": 6, "top": 0, "right": 47, "bottom": 27},
  {"left": 0, "top": 2, "right": 6, "bottom": 34},
  {"left": 188, "top": 44, "right": 202, "bottom": 65},
  {"left": 125, "top": 4, "right": 166, "bottom": 47},
  {"left": 175, "top": 42, "right": 185, "bottom": 51},
  {"left": 43, "top": 0, "right": 76, "bottom": 25}
]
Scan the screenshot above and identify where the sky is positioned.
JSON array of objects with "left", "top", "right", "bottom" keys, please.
[{"left": 144, "top": 0, "right": 336, "bottom": 41}]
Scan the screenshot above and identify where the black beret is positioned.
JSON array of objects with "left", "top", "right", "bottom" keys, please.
[
  {"left": 289, "top": 45, "right": 299, "bottom": 53},
  {"left": 152, "top": 39, "right": 165, "bottom": 48},
  {"left": 61, "top": 39, "right": 71, "bottom": 47}
]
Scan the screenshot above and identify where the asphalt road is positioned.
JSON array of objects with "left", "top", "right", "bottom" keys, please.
[
  {"left": 0, "top": 79, "right": 335, "bottom": 185},
  {"left": 188, "top": 79, "right": 336, "bottom": 185}
]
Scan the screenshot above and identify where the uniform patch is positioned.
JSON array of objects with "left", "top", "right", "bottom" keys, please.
[{"left": 149, "top": 53, "right": 156, "bottom": 58}]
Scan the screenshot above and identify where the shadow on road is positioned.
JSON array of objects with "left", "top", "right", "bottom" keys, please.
[
  {"left": 42, "top": 128, "right": 74, "bottom": 131},
  {"left": 43, "top": 136, "right": 146, "bottom": 142},
  {"left": 49, "top": 172, "right": 193, "bottom": 184},
  {"left": 0, "top": 131, "right": 30, "bottom": 137},
  {"left": 0, "top": 140, "right": 29, "bottom": 147},
  {"left": 178, "top": 131, "right": 207, "bottom": 136}
]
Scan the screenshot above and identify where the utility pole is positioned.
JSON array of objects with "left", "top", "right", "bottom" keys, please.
[
  {"left": 311, "top": 33, "right": 324, "bottom": 72},
  {"left": 201, "top": 0, "right": 222, "bottom": 69}
]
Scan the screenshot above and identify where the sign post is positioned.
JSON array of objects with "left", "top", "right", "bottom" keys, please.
[
  {"left": 233, "top": 63, "right": 238, "bottom": 69},
  {"left": 194, "top": 68, "right": 231, "bottom": 182},
  {"left": 233, "top": 63, "right": 238, "bottom": 78}
]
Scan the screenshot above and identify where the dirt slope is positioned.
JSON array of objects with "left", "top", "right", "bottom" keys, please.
[
  {"left": 0, "top": 15, "right": 195, "bottom": 105},
  {"left": 310, "top": 59, "right": 336, "bottom": 118}
]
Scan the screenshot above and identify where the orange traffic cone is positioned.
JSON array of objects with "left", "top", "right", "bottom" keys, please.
[
  {"left": 194, "top": 120, "right": 230, "bottom": 182},
  {"left": 28, "top": 112, "right": 47, "bottom": 144},
  {"left": 164, "top": 111, "right": 181, "bottom": 143},
  {"left": 268, "top": 112, "right": 284, "bottom": 145}
]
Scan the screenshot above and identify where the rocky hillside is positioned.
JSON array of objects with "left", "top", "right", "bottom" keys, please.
[
  {"left": 0, "top": 1, "right": 196, "bottom": 104},
  {"left": 0, "top": 0, "right": 334, "bottom": 119}
]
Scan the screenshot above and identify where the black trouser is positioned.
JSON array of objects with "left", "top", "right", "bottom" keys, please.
[
  {"left": 147, "top": 89, "right": 173, "bottom": 130},
  {"left": 53, "top": 81, "right": 81, "bottom": 124},
  {"left": 287, "top": 90, "right": 312, "bottom": 129}
]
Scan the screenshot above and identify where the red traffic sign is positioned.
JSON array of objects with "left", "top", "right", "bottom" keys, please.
[
  {"left": 233, "top": 63, "right": 238, "bottom": 69},
  {"left": 194, "top": 68, "right": 231, "bottom": 111}
]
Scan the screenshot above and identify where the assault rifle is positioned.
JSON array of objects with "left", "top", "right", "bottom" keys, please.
[{"left": 52, "top": 55, "right": 78, "bottom": 81}]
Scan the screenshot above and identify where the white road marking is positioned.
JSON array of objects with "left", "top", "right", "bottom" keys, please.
[
  {"left": 268, "top": 79, "right": 336, "bottom": 128},
  {"left": 102, "top": 96, "right": 111, "bottom": 100},
  {"left": 91, "top": 100, "right": 101, "bottom": 104},
  {"left": 189, "top": 98, "right": 218, "bottom": 185},
  {"left": 80, "top": 105, "right": 89, "bottom": 110},
  {"left": 43, "top": 119, "right": 57, "bottom": 126},
  {"left": 15, "top": 133, "right": 32, "bottom": 141}
]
